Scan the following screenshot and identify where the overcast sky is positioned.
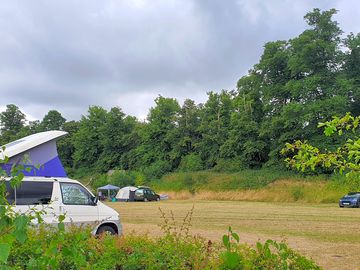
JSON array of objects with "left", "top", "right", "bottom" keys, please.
[{"left": 0, "top": 0, "right": 360, "bottom": 121}]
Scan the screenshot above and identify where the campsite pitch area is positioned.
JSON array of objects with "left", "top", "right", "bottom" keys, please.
[{"left": 108, "top": 200, "right": 360, "bottom": 270}]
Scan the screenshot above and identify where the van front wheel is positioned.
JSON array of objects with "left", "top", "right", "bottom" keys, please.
[{"left": 97, "top": 225, "right": 116, "bottom": 235}]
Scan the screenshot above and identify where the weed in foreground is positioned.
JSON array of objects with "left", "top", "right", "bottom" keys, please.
[{"left": 158, "top": 205, "right": 194, "bottom": 239}]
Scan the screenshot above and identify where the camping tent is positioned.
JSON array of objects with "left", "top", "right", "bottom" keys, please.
[
  {"left": 97, "top": 184, "right": 120, "bottom": 200},
  {"left": 116, "top": 186, "right": 138, "bottom": 201}
]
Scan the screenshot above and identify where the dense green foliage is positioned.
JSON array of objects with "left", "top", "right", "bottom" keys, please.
[
  {"left": 4, "top": 225, "right": 321, "bottom": 270},
  {"left": 0, "top": 163, "right": 30, "bottom": 264},
  {"left": 1, "top": 9, "right": 359, "bottom": 182},
  {"left": 151, "top": 169, "right": 304, "bottom": 192},
  {"left": 283, "top": 113, "right": 360, "bottom": 190}
]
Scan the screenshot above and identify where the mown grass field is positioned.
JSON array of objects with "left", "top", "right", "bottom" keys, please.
[{"left": 108, "top": 200, "right": 360, "bottom": 270}]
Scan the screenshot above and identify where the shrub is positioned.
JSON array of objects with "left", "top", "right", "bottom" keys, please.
[
  {"left": 219, "top": 227, "right": 320, "bottom": 270},
  {"left": 108, "top": 170, "right": 136, "bottom": 187},
  {"left": 213, "top": 158, "right": 244, "bottom": 173},
  {"left": 92, "top": 173, "right": 108, "bottom": 189},
  {"left": 291, "top": 186, "right": 305, "bottom": 201},
  {"left": 178, "top": 154, "right": 203, "bottom": 172},
  {"left": 142, "top": 159, "right": 172, "bottom": 179},
  {"left": 132, "top": 171, "right": 147, "bottom": 186}
]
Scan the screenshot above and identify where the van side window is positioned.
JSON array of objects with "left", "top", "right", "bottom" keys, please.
[
  {"left": 60, "top": 183, "right": 93, "bottom": 205},
  {"left": 15, "top": 181, "right": 53, "bottom": 205}
]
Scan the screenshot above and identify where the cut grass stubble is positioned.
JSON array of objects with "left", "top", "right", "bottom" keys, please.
[{"left": 109, "top": 200, "right": 360, "bottom": 270}]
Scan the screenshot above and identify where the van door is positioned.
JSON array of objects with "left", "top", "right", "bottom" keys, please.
[{"left": 59, "top": 182, "right": 99, "bottom": 227}]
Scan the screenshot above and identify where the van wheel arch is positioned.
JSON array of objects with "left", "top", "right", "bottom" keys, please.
[{"left": 96, "top": 223, "right": 118, "bottom": 235}]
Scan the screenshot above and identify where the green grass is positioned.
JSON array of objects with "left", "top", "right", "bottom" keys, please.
[
  {"left": 147, "top": 169, "right": 358, "bottom": 203},
  {"left": 151, "top": 169, "right": 297, "bottom": 191},
  {"left": 151, "top": 169, "right": 333, "bottom": 191}
]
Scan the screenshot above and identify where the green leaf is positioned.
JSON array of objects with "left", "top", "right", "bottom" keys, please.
[
  {"left": 14, "top": 215, "right": 29, "bottom": 228},
  {"left": 13, "top": 215, "right": 29, "bottom": 243},
  {"left": 58, "top": 222, "right": 65, "bottom": 232},
  {"left": 13, "top": 229, "right": 27, "bottom": 243},
  {"left": 231, "top": 232, "right": 240, "bottom": 243},
  {"left": 222, "top": 235, "right": 230, "bottom": 249},
  {"left": 58, "top": 214, "right": 66, "bottom": 223},
  {"left": 0, "top": 243, "right": 10, "bottom": 263},
  {"left": 256, "top": 242, "right": 263, "bottom": 251},
  {"left": 324, "top": 126, "right": 336, "bottom": 136},
  {"left": 223, "top": 252, "right": 241, "bottom": 268}
]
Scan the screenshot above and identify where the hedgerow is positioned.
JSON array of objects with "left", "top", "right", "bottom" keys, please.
[{"left": 5, "top": 225, "right": 321, "bottom": 270}]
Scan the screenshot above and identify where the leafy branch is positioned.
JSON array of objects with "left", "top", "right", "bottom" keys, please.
[{"left": 282, "top": 113, "right": 360, "bottom": 177}]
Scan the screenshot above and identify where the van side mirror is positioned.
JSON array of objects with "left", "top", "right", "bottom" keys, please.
[{"left": 92, "top": 196, "right": 98, "bottom": 205}]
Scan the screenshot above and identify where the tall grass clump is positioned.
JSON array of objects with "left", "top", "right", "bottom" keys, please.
[
  {"left": 152, "top": 169, "right": 351, "bottom": 203},
  {"left": 152, "top": 168, "right": 320, "bottom": 192}
]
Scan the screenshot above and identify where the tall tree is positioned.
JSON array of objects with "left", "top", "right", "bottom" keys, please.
[
  {"left": 252, "top": 8, "right": 348, "bottom": 164},
  {"left": 0, "top": 104, "right": 26, "bottom": 133},
  {"left": 286, "top": 8, "right": 347, "bottom": 150},
  {"left": 73, "top": 106, "right": 108, "bottom": 169},
  {"left": 98, "top": 107, "right": 138, "bottom": 172},
  {"left": 134, "top": 96, "right": 180, "bottom": 176},
  {"left": 197, "top": 91, "right": 233, "bottom": 168},
  {"left": 58, "top": 120, "right": 80, "bottom": 169},
  {"left": 222, "top": 74, "right": 267, "bottom": 168},
  {"left": 40, "top": 110, "right": 66, "bottom": 131},
  {"left": 0, "top": 104, "right": 26, "bottom": 144},
  {"left": 177, "top": 99, "right": 201, "bottom": 156},
  {"left": 176, "top": 99, "right": 203, "bottom": 171},
  {"left": 343, "top": 33, "right": 360, "bottom": 115}
]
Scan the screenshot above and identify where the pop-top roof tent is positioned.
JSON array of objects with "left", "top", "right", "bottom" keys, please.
[{"left": 0, "top": 131, "right": 68, "bottom": 177}]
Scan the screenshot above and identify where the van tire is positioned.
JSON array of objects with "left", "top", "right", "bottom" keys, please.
[{"left": 97, "top": 225, "right": 116, "bottom": 235}]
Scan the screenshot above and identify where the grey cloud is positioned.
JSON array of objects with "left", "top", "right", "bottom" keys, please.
[{"left": 0, "top": 0, "right": 359, "bottom": 121}]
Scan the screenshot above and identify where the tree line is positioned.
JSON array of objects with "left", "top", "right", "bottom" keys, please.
[{"left": 1, "top": 9, "right": 359, "bottom": 179}]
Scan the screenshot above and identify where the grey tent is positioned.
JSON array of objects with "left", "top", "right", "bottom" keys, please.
[
  {"left": 97, "top": 184, "right": 120, "bottom": 200},
  {"left": 115, "top": 186, "right": 138, "bottom": 201}
]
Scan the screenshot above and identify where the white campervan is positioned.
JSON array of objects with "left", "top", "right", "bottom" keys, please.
[{"left": 1, "top": 131, "right": 122, "bottom": 235}]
